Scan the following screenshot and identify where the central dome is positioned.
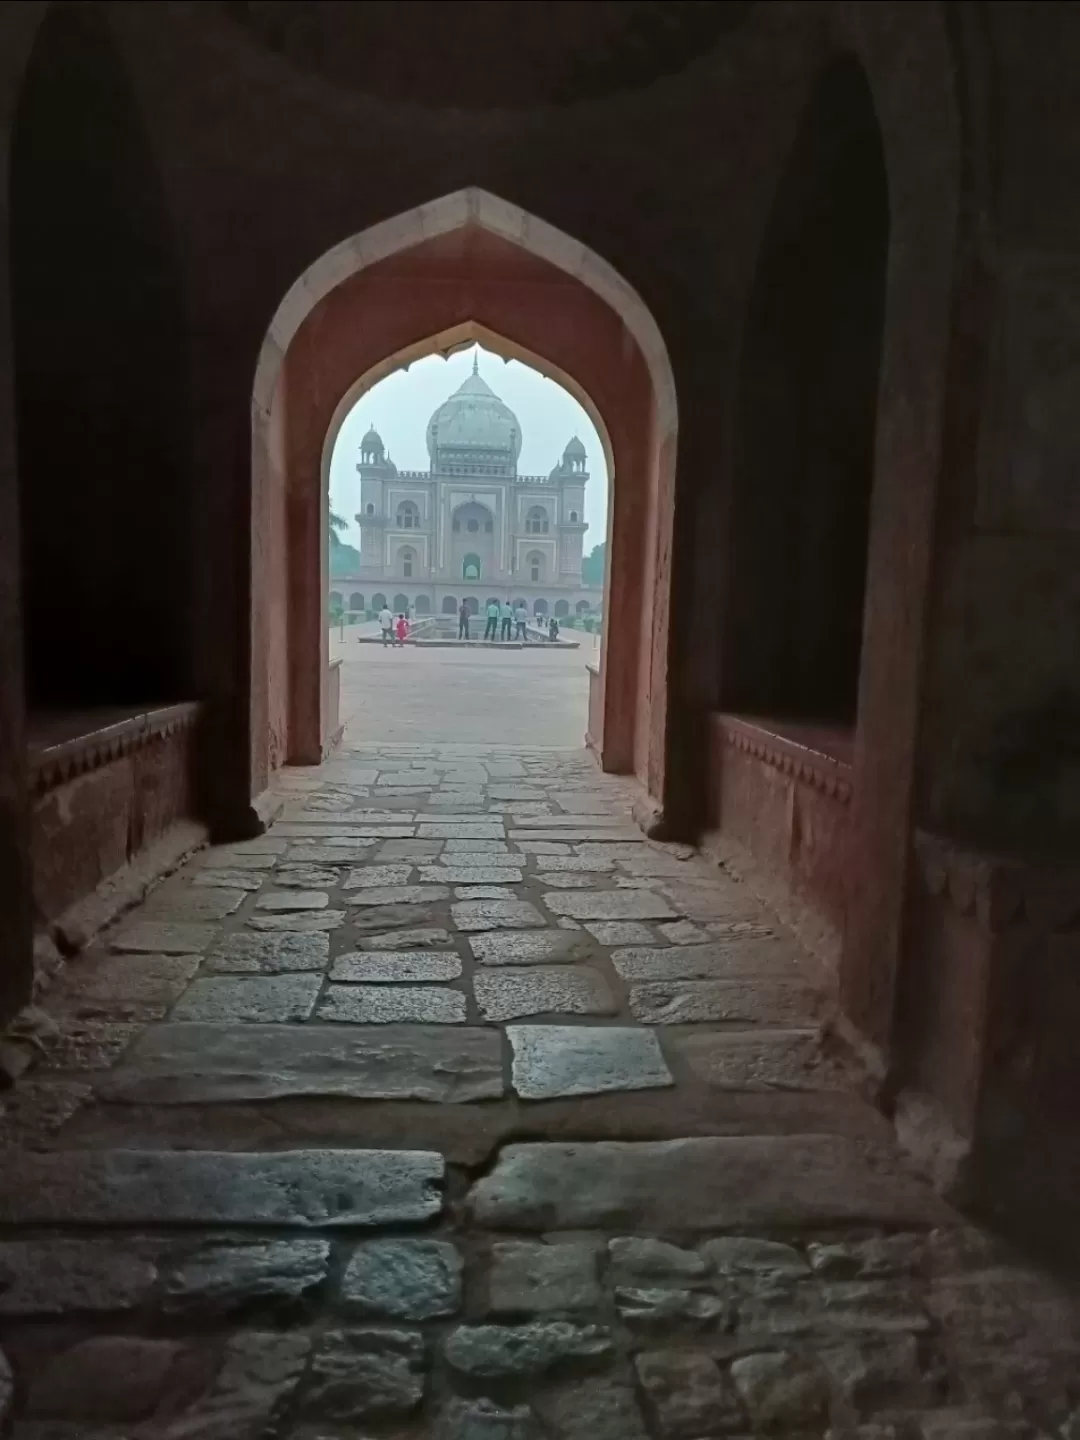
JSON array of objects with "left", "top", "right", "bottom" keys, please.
[{"left": 427, "top": 362, "right": 522, "bottom": 469}]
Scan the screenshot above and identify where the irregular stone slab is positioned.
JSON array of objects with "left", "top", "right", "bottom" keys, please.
[
  {"left": 543, "top": 891, "right": 676, "bottom": 921},
  {"left": 732, "top": 1352, "right": 834, "bottom": 1427},
  {"left": 163, "top": 1238, "right": 329, "bottom": 1314},
  {"left": 318, "top": 985, "right": 466, "bottom": 1025},
  {"left": 47, "top": 953, "right": 199, "bottom": 1022},
  {"left": 737, "top": 1280, "right": 931, "bottom": 1341},
  {"left": 656, "top": 920, "right": 709, "bottom": 944},
  {"left": 513, "top": 816, "right": 633, "bottom": 830},
  {"left": 277, "top": 823, "right": 415, "bottom": 838},
  {"left": 0, "top": 1239, "right": 156, "bottom": 1315},
  {"left": 41, "top": 1021, "right": 141, "bottom": 1072},
  {"left": 628, "top": 979, "right": 818, "bottom": 1025},
  {"left": 453, "top": 900, "right": 546, "bottom": 932},
  {"left": 272, "top": 865, "right": 342, "bottom": 888},
  {"left": 256, "top": 889, "right": 329, "bottom": 911},
  {"left": 616, "top": 1285, "right": 728, "bottom": 1330},
  {"left": 168, "top": 1330, "right": 311, "bottom": 1436},
  {"left": 434, "top": 850, "right": 524, "bottom": 866},
  {"left": 98, "top": 1024, "right": 504, "bottom": 1103},
  {"left": 357, "top": 925, "right": 454, "bottom": 949},
  {"left": 418, "top": 823, "right": 505, "bottom": 839},
  {"left": 476, "top": 968, "right": 616, "bottom": 1022},
  {"left": 444, "top": 1322, "right": 613, "bottom": 1379},
  {"left": 421, "top": 867, "right": 525, "bottom": 884},
  {"left": 347, "top": 884, "right": 450, "bottom": 907},
  {"left": 199, "top": 848, "right": 279, "bottom": 870},
  {"left": 511, "top": 831, "right": 639, "bottom": 844},
  {"left": 535, "top": 1376, "right": 650, "bottom": 1440},
  {"left": 818, "top": 1335, "right": 930, "bottom": 1412},
  {"left": 143, "top": 886, "right": 246, "bottom": 921},
  {"left": 608, "top": 1237, "right": 708, "bottom": 1286},
  {"left": 635, "top": 1350, "right": 742, "bottom": 1438},
  {"left": 536, "top": 873, "right": 596, "bottom": 889},
  {"left": 285, "top": 843, "right": 377, "bottom": 863},
  {"left": 489, "top": 1241, "right": 602, "bottom": 1314},
  {"left": 349, "top": 904, "right": 443, "bottom": 933},
  {"left": 110, "top": 921, "right": 216, "bottom": 955},
  {"left": 342, "top": 1239, "right": 462, "bottom": 1320},
  {"left": 217, "top": 836, "right": 287, "bottom": 854},
  {"left": 470, "top": 1138, "right": 952, "bottom": 1231},
  {"left": 376, "top": 838, "right": 444, "bottom": 859},
  {"left": 612, "top": 853, "right": 694, "bottom": 878},
  {"left": 25, "top": 1335, "right": 185, "bottom": 1422},
  {"left": 470, "top": 930, "right": 593, "bottom": 966},
  {"left": 530, "top": 855, "right": 613, "bottom": 872},
  {"left": 444, "top": 839, "right": 515, "bottom": 854},
  {"left": 203, "top": 931, "right": 330, "bottom": 974},
  {"left": 674, "top": 1029, "right": 846, "bottom": 1090},
  {"left": 513, "top": 840, "right": 572, "bottom": 857},
  {"left": 344, "top": 864, "right": 415, "bottom": 887},
  {"left": 302, "top": 1327, "right": 425, "bottom": 1421},
  {"left": 171, "top": 974, "right": 322, "bottom": 1023},
  {"left": 583, "top": 921, "right": 656, "bottom": 946},
  {"left": 703, "top": 1237, "right": 810, "bottom": 1278},
  {"left": 247, "top": 909, "right": 345, "bottom": 932},
  {"left": 456, "top": 885, "right": 518, "bottom": 900},
  {"left": 808, "top": 1234, "right": 923, "bottom": 1279},
  {"left": 612, "top": 941, "right": 803, "bottom": 981},
  {"left": 331, "top": 950, "right": 462, "bottom": 982},
  {"left": 0, "top": 1148, "right": 444, "bottom": 1226},
  {"left": 507, "top": 1026, "right": 673, "bottom": 1101},
  {"left": 437, "top": 1397, "right": 543, "bottom": 1439},
  {"left": 193, "top": 869, "right": 266, "bottom": 891}
]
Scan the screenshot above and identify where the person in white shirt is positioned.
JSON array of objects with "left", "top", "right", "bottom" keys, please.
[
  {"left": 378, "top": 605, "right": 393, "bottom": 647},
  {"left": 484, "top": 599, "right": 500, "bottom": 642},
  {"left": 514, "top": 603, "right": 529, "bottom": 641}
]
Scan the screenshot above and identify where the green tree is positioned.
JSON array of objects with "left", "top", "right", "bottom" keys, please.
[
  {"left": 329, "top": 510, "right": 348, "bottom": 533},
  {"left": 582, "top": 541, "right": 606, "bottom": 587}
]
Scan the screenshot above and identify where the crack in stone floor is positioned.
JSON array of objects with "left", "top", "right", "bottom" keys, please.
[{"left": 2, "top": 743, "right": 1079, "bottom": 1437}]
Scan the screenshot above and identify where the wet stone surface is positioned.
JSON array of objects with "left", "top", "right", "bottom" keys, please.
[{"left": 5, "top": 744, "right": 1075, "bottom": 1440}]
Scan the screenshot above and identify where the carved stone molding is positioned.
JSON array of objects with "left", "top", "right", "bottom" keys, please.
[
  {"left": 28, "top": 703, "right": 202, "bottom": 797},
  {"left": 716, "top": 714, "right": 853, "bottom": 806},
  {"left": 913, "top": 829, "right": 1080, "bottom": 934}
]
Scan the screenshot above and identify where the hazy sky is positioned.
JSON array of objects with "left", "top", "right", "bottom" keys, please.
[{"left": 328, "top": 344, "right": 608, "bottom": 550}]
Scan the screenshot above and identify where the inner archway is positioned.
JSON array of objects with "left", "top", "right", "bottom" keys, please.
[{"left": 252, "top": 189, "right": 677, "bottom": 811}]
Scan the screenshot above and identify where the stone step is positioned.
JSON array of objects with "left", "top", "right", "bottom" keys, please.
[
  {"left": 469, "top": 1137, "right": 954, "bottom": 1233},
  {"left": 0, "top": 1148, "right": 444, "bottom": 1228},
  {"left": 93, "top": 1024, "right": 506, "bottom": 1105}
]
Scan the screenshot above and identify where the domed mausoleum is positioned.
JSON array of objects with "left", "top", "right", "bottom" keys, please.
[{"left": 346, "top": 357, "right": 598, "bottom": 620}]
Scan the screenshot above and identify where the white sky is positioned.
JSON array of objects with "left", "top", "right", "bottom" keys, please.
[{"left": 328, "top": 343, "right": 608, "bottom": 550}]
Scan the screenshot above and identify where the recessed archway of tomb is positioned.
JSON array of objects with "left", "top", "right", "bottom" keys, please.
[{"left": 252, "top": 191, "right": 677, "bottom": 814}]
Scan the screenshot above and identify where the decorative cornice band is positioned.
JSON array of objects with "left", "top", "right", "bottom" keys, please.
[
  {"left": 716, "top": 714, "right": 853, "bottom": 806},
  {"left": 29, "top": 703, "right": 202, "bottom": 796}
]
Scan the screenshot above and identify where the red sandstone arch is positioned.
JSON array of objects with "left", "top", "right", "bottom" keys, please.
[{"left": 252, "top": 189, "right": 678, "bottom": 807}]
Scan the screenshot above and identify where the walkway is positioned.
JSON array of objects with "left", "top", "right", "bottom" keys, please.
[
  {"left": 332, "top": 636, "right": 595, "bottom": 748},
  {"left": 3, "top": 744, "right": 1078, "bottom": 1436}
]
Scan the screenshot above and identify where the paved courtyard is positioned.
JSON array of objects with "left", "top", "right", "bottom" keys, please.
[
  {"left": 2, "top": 742, "right": 1079, "bottom": 1436},
  {"left": 332, "top": 630, "right": 595, "bottom": 748}
]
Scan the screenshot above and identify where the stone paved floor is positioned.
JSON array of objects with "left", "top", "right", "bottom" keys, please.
[{"left": 3, "top": 743, "right": 1080, "bottom": 1438}]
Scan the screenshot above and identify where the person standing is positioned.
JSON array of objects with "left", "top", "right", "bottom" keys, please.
[
  {"left": 514, "top": 601, "right": 529, "bottom": 641},
  {"left": 394, "top": 612, "right": 409, "bottom": 647},
  {"left": 484, "top": 598, "right": 500, "bottom": 642},
  {"left": 501, "top": 599, "right": 514, "bottom": 642},
  {"left": 458, "top": 600, "right": 471, "bottom": 640},
  {"left": 549, "top": 615, "right": 560, "bottom": 643},
  {"left": 378, "top": 603, "right": 394, "bottom": 647}
]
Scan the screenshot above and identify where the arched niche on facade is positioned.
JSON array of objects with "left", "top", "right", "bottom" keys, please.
[{"left": 252, "top": 190, "right": 677, "bottom": 809}]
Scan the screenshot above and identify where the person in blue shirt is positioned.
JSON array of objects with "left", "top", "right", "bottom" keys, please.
[
  {"left": 500, "top": 600, "right": 514, "bottom": 641},
  {"left": 484, "top": 599, "right": 500, "bottom": 642},
  {"left": 514, "top": 602, "right": 529, "bottom": 641}
]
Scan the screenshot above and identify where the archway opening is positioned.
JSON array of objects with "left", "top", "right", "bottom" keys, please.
[{"left": 252, "top": 190, "right": 677, "bottom": 803}]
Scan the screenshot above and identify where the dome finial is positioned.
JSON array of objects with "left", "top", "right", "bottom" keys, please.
[{"left": 472, "top": 352, "right": 479, "bottom": 376}]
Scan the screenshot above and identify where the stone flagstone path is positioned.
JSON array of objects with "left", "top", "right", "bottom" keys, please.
[{"left": 2, "top": 743, "right": 1079, "bottom": 1437}]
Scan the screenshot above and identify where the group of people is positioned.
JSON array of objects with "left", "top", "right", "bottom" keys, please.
[
  {"left": 379, "top": 600, "right": 561, "bottom": 647},
  {"left": 461, "top": 600, "right": 559, "bottom": 644},
  {"left": 377, "top": 605, "right": 410, "bottom": 647}
]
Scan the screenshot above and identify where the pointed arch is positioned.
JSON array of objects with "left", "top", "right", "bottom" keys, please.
[{"left": 252, "top": 188, "right": 679, "bottom": 813}]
